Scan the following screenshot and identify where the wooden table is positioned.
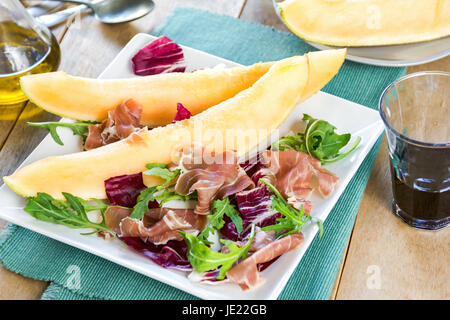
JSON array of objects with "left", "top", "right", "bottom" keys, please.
[{"left": 0, "top": 0, "right": 449, "bottom": 300}]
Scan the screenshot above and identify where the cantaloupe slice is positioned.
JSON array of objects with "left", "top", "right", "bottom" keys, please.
[
  {"left": 278, "top": 0, "right": 450, "bottom": 46},
  {"left": 20, "top": 62, "right": 273, "bottom": 127},
  {"left": 4, "top": 49, "right": 346, "bottom": 200}
]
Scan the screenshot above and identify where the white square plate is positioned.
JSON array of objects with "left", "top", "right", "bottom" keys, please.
[{"left": 0, "top": 33, "right": 384, "bottom": 300}]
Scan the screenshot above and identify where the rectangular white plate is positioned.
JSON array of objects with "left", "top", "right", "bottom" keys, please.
[{"left": 0, "top": 33, "right": 384, "bottom": 300}]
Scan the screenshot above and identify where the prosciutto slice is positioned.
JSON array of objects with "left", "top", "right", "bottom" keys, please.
[
  {"left": 263, "top": 150, "right": 339, "bottom": 199},
  {"left": 119, "top": 208, "right": 206, "bottom": 245},
  {"left": 85, "top": 99, "right": 142, "bottom": 150},
  {"left": 175, "top": 148, "right": 254, "bottom": 215},
  {"left": 227, "top": 232, "right": 304, "bottom": 290}
]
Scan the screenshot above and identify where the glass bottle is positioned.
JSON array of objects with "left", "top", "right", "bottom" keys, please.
[{"left": 0, "top": 0, "right": 60, "bottom": 105}]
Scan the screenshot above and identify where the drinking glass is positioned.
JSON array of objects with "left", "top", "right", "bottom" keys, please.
[
  {"left": 379, "top": 71, "right": 449, "bottom": 230},
  {"left": 0, "top": 0, "right": 60, "bottom": 104}
]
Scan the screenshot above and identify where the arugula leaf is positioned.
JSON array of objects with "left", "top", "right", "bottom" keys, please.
[
  {"left": 259, "top": 179, "right": 318, "bottom": 237},
  {"left": 199, "top": 197, "right": 243, "bottom": 241},
  {"left": 143, "top": 163, "right": 180, "bottom": 189},
  {"left": 28, "top": 121, "right": 98, "bottom": 146},
  {"left": 155, "top": 188, "right": 194, "bottom": 205},
  {"left": 130, "top": 186, "right": 158, "bottom": 219},
  {"left": 24, "top": 192, "right": 116, "bottom": 238},
  {"left": 76, "top": 197, "right": 108, "bottom": 213},
  {"left": 271, "top": 134, "right": 305, "bottom": 152},
  {"left": 130, "top": 187, "right": 195, "bottom": 219},
  {"left": 181, "top": 225, "right": 255, "bottom": 280},
  {"left": 270, "top": 114, "right": 361, "bottom": 164},
  {"left": 303, "top": 114, "right": 361, "bottom": 163}
]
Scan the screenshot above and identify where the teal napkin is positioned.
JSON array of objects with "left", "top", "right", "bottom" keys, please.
[{"left": 0, "top": 7, "right": 406, "bottom": 300}]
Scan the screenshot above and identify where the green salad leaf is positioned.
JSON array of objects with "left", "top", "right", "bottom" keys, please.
[
  {"left": 28, "top": 121, "right": 98, "bottom": 146},
  {"left": 143, "top": 163, "right": 180, "bottom": 189},
  {"left": 130, "top": 186, "right": 158, "bottom": 219},
  {"left": 271, "top": 134, "right": 305, "bottom": 152},
  {"left": 198, "top": 197, "right": 243, "bottom": 242},
  {"left": 271, "top": 114, "right": 361, "bottom": 163},
  {"left": 130, "top": 187, "right": 195, "bottom": 220},
  {"left": 259, "top": 179, "right": 323, "bottom": 239},
  {"left": 181, "top": 225, "right": 255, "bottom": 279},
  {"left": 24, "top": 192, "right": 116, "bottom": 237},
  {"left": 155, "top": 188, "right": 194, "bottom": 205}
]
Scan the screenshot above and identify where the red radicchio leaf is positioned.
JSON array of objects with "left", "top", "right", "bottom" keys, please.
[
  {"left": 240, "top": 153, "right": 268, "bottom": 184},
  {"left": 120, "top": 237, "right": 192, "bottom": 271},
  {"left": 221, "top": 186, "right": 280, "bottom": 241},
  {"left": 172, "top": 103, "right": 192, "bottom": 123},
  {"left": 131, "top": 36, "right": 186, "bottom": 76},
  {"left": 104, "top": 173, "right": 146, "bottom": 208}
]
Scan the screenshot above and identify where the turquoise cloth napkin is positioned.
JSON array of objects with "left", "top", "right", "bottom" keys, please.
[{"left": 0, "top": 7, "right": 406, "bottom": 300}]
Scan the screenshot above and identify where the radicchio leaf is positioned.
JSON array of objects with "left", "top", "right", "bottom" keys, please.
[
  {"left": 120, "top": 237, "right": 192, "bottom": 271},
  {"left": 105, "top": 173, "right": 146, "bottom": 208},
  {"left": 188, "top": 269, "right": 223, "bottom": 283},
  {"left": 221, "top": 186, "right": 280, "bottom": 241},
  {"left": 239, "top": 154, "right": 270, "bottom": 184},
  {"left": 172, "top": 103, "right": 192, "bottom": 123},
  {"left": 131, "top": 36, "right": 186, "bottom": 76}
]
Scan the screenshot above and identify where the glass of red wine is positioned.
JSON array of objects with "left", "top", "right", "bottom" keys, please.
[{"left": 379, "top": 71, "right": 449, "bottom": 230}]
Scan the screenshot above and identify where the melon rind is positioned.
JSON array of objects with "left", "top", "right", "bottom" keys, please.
[
  {"left": 4, "top": 49, "right": 346, "bottom": 200},
  {"left": 278, "top": 0, "right": 450, "bottom": 47}
]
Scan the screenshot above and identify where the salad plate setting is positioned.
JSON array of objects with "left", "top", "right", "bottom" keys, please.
[{"left": 0, "top": 33, "right": 384, "bottom": 300}]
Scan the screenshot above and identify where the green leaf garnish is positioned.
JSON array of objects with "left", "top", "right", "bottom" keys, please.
[
  {"left": 271, "top": 114, "right": 361, "bottom": 163},
  {"left": 130, "top": 187, "right": 195, "bottom": 219},
  {"left": 76, "top": 197, "right": 108, "bottom": 213},
  {"left": 181, "top": 225, "right": 255, "bottom": 280},
  {"left": 24, "top": 192, "right": 116, "bottom": 238},
  {"left": 27, "top": 121, "right": 98, "bottom": 146},
  {"left": 259, "top": 179, "right": 319, "bottom": 237},
  {"left": 130, "top": 186, "right": 158, "bottom": 219},
  {"left": 271, "top": 134, "right": 305, "bottom": 152},
  {"left": 143, "top": 163, "right": 180, "bottom": 189},
  {"left": 198, "top": 197, "right": 243, "bottom": 242},
  {"left": 155, "top": 188, "right": 194, "bottom": 205}
]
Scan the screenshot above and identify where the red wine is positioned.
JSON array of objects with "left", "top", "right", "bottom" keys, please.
[
  {"left": 389, "top": 144, "right": 450, "bottom": 229},
  {"left": 391, "top": 169, "right": 449, "bottom": 220}
]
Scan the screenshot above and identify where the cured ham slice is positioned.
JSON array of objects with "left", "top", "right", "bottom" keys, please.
[
  {"left": 287, "top": 196, "right": 312, "bottom": 215},
  {"left": 175, "top": 148, "right": 254, "bottom": 215},
  {"left": 248, "top": 229, "right": 276, "bottom": 252},
  {"left": 263, "top": 150, "right": 339, "bottom": 199},
  {"left": 85, "top": 99, "right": 142, "bottom": 150},
  {"left": 119, "top": 208, "right": 206, "bottom": 245},
  {"left": 227, "top": 232, "right": 304, "bottom": 290},
  {"left": 104, "top": 206, "right": 132, "bottom": 231}
]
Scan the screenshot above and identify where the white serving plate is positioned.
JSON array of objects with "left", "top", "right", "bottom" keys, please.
[
  {"left": 0, "top": 33, "right": 384, "bottom": 300},
  {"left": 272, "top": 0, "right": 450, "bottom": 67}
]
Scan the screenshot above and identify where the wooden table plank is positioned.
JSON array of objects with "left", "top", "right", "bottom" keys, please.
[
  {"left": 335, "top": 57, "right": 450, "bottom": 300},
  {"left": 0, "top": 103, "right": 26, "bottom": 150},
  {"left": 0, "top": 0, "right": 246, "bottom": 300}
]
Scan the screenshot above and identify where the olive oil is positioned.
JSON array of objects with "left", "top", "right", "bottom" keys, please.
[{"left": 0, "top": 22, "right": 60, "bottom": 104}]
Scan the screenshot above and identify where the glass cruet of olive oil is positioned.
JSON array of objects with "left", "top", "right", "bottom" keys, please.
[{"left": 0, "top": 0, "right": 60, "bottom": 105}]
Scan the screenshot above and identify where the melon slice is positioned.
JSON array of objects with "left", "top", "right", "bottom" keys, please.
[
  {"left": 20, "top": 62, "right": 273, "bottom": 127},
  {"left": 278, "top": 0, "right": 450, "bottom": 46},
  {"left": 4, "top": 49, "right": 346, "bottom": 199}
]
